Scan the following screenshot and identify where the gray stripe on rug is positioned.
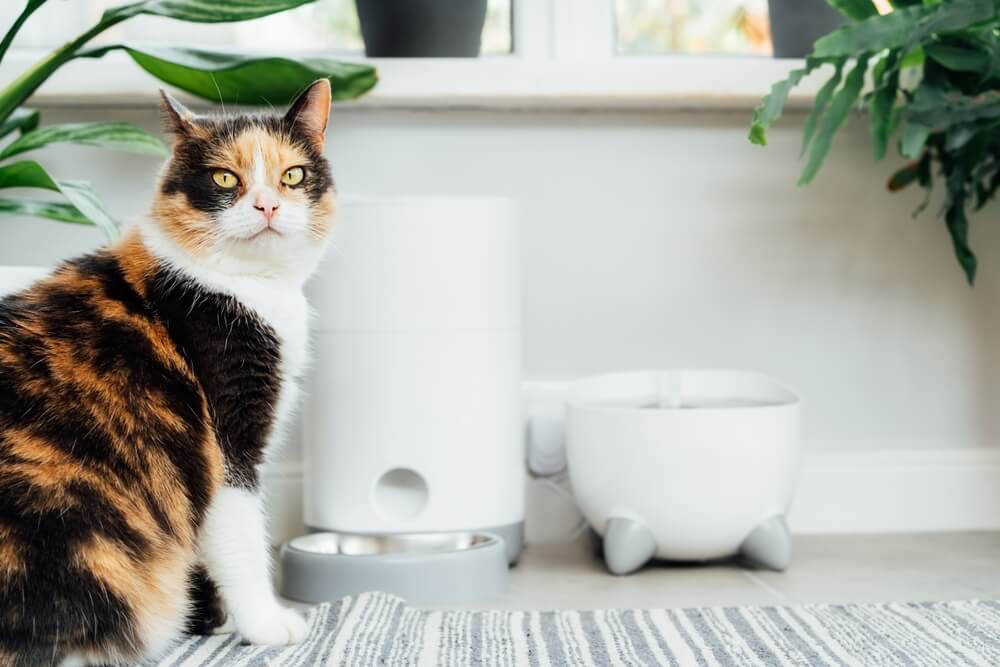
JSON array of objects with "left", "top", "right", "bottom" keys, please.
[{"left": 145, "top": 592, "right": 1000, "bottom": 666}]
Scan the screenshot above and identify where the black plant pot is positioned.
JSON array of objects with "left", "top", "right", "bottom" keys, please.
[
  {"left": 355, "top": 0, "right": 489, "bottom": 58},
  {"left": 767, "top": 0, "right": 846, "bottom": 58}
]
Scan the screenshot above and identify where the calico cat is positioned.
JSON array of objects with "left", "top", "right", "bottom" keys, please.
[{"left": 0, "top": 79, "right": 336, "bottom": 666}]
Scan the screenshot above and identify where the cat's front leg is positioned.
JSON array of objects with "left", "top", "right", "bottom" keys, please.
[
  {"left": 199, "top": 486, "right": 308, "bottom": 645},
  {"left": 185, "top": 563, "right": 232, "bottom": 635}
]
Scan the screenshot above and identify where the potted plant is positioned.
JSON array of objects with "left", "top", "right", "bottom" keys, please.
[
  {"left": 750, "top": 0, "right": 999, "bottom": 284},
  {"left": 355, "top": 0, "right": 488, "bottom": 57},
  {"left": 768, "top": 0, "right": 845, "bottom": 58},
  {"left": 0, "top": 0, "right": 377, "bottom": 295}
]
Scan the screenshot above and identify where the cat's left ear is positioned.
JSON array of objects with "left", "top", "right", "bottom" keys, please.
[{"left": 283, "top": 79, "right": 331, "bottom": 151}]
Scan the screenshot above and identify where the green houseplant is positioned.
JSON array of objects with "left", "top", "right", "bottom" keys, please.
[
  {"left": 750, "top": 0, "right": 1000, "bottom": 283},
  {"left": 0, "top": 0, "right": 377, "bottom": 240}
]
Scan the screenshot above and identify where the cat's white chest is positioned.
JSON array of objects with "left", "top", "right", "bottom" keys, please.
[
  {"left": 227, "top": 279, "right": 310, "bottom": 457},
  {"left": 240, "top": 285, "right": 310, "bottom": 380}
]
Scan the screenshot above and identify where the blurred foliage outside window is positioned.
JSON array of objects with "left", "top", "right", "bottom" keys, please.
[{"left": 616, "top": 0, "right": 772, "bottom": 55}]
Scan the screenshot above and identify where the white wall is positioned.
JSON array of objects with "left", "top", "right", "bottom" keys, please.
[
  {"left": 5, "top": 104, "right": 999, "bottom": 455},
  {"left": 5, "top": 104, "right": 1000, "bottom": 540}
]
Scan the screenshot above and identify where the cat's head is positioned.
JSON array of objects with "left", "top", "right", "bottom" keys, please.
[{"left": 147, "top": 80, "right": 335, "bottom": 280}]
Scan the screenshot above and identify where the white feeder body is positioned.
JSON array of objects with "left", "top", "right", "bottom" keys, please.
[
  {"left": 304, "top": 196, "right": 524, "bottom": 560},
  {"left": 567, "top": 370, "right": 801, "bottom": 565}
]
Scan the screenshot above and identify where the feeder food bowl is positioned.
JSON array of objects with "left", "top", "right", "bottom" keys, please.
[
  {"left": 566, "top": 370, "right": 801, "bottom": 575},
  {"left": 279, "top": 531, "right": 508, "bottom": 606}
]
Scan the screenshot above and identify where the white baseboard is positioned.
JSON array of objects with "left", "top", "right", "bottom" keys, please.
[
  {"left": 261, "top": 447, "right": 1000, "bottom": 546},
  {"left": 789, "top": 448, "right": 1000, "bottom": 534}
]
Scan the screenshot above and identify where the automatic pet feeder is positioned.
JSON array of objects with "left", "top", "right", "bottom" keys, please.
[
  {"left": 566, "top": 370, "right": 801, "bottom": 575},
  {"left": 280, "top": 196, "right": 523, "bottom": 606}
]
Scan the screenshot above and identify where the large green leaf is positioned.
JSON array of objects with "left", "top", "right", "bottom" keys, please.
[
  {"left": 801, "top": 59, "right": 845, "bottom": 157},
  {"left": 0, "top": 109, "right": 40, "bottom": 141},
  {"left": 974, "top": 168, "right": 1000, "bottom": 212},
  {"left": 900, "top": 120, "right": 931, "bottom": 158},
  {"left": 749, "top": 58, "right": 830, "bottom": 146},
  {"left": 826, "top": 0, "right": 878, "bottom": 21},
  {"left": 0, "top": 0, "right": 50, "bottom": 64},
  {"left": 925, "top": 43, "right": 991, "bottom": 73},
  {"left": 0, "top": 197, "right": 92, "bottom": 226},
  {"left": 924, "top": 0, "right": 999, "bottom": 33},
  {"left": 103, "top": 0, "right": 314, "bottom": 24},
  {"left": 0, "top": 161, "right": 118, "bottom": 240},
  {"left": 944, "top": 124, "right": 979, "bottom": 152},
  {"left": 869, "top": 50, "right": 901, "bottom": 161},
  {"left": 0, "top": 0, "right": 332, "bottom": 123},
  {"left": 0, "top": 122, "right": 169, "bottom": 160},
  {"left": 945, "top": 190, "right": 976, "bottom": 284},
  {"left": 799, "top": 55, "right": 871, "bottom": 185},
  {"left": 813, "top": 2, "right": 996, "bottom": 58},
  {"left": 813, "top": 6, "right": 925, "bottom": 57},
  {"left": 907, "top": 88, "right": 1000, "bottom": 129},
  {"left": 77, "top": 44, "right": 377, "bottom": 104}
]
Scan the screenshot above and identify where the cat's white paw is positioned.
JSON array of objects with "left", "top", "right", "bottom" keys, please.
[{"left": 237, "top": 606, "right": 308, "bottom": 646}]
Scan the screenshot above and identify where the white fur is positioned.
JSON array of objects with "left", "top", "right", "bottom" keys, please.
[
  {"left": 252, "top": 145, "right": 266, "bottom": 186},
  {"left": 199, "top": 488, "right": 307, "bottom": 646},
  {"left": 138, "top": 138, "right": 329, "bottom": 648}
]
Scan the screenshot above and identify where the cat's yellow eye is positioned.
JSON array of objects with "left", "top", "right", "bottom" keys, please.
[
  {"left": 211, "top": 170, "right": 239, "bottom": 189},
  {"left": 281, "top": 166, "right": 305, "bottom": 187}
]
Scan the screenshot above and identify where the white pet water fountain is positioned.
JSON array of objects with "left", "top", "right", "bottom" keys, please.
[
  {"left": 567, "top": 370, "right": 801, "bottom": 575},
  {"left": 280, "top": 196, "right": 523, "bottom": 606}
]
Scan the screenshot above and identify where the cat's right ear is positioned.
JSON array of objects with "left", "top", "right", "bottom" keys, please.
[{"left": 158, "top": 89, "right": 198, "bottom": 139}]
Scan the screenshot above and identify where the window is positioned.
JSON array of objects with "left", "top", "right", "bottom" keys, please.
[
  {"left": 1, "top": 1, "right": 777, "bottom": 59},
  {"left": 0, "top": 0, "right": 513, "bottom": 55},
  {"left": 615, "top": 0, "right": 772, "bottom": 56},
  {"left": 0, "top": 0, "right": 802, "bottom": 107}
]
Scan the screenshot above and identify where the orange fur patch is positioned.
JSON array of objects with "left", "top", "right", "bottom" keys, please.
[
  {"left": 114, "top": 231, "right": 159, "bottom": 299},
  {"left": 75, "top": 534, "right": 194, "bottom": 657},
  {"left": 0, "top": 525, "right": 24, "bottom": 580},
  {"left": 311, "top": 190, "right": 336, "bottom": 240},
  {"left": 152, "top": 191, "right": 216, "bottom": 256}
]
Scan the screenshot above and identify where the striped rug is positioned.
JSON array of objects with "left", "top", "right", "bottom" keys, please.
[{"left": 150, "top": 592, "right": 1000, "bottom": 666}]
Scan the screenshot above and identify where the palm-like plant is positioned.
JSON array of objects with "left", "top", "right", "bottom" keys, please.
[
  {"left": 0, "top": 0, "right": 377, "bottom": 240},
  {"left": 750, "top": 0, "right": 999, "bottom": 283}
]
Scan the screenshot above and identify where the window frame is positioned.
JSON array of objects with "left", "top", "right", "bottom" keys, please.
[{"left": 0, "top": 0, "right": 821, "bottom": 110}]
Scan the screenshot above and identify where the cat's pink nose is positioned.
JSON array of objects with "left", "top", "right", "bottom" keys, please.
[{"left": 253, "top": 192, "right": 280, "bottom": 223}]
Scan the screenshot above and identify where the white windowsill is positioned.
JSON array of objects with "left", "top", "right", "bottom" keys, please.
[{"left": 1, "top": 50, "right": 824, "bottom": 111}]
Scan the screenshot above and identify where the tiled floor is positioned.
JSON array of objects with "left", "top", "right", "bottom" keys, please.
[{"left": 448, "top": 532, "right": 1000, "bottom": 610}]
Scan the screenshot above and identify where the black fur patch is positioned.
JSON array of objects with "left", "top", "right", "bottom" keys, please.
[
  {"left": 185, "top": 564, "right": 227, "bottom": 635},
  {"left": 161, "top": 130, "right": 240, "bottom": 214},
  {"left": 146, "top": 269, "right": 282, "bottom": 489}
]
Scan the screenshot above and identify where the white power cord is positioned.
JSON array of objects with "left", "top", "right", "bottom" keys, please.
[
  {"left": 526, "top": 406, "right": 568, "bottom": 477},
  {"left": 525, "top": 405, "right": 589, "bottom": 541}
]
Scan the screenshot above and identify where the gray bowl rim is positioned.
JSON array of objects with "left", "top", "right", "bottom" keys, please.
[{"left": 284, "top": 530, "right": 504, "bottom": 559}]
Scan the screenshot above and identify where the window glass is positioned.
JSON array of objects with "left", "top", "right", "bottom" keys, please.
[
  {"left": 1, "top": 0, "right": 512, "bottom": 55},
  {"left": 615, "top": 0, "right": 772, "bottom": 56}
]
